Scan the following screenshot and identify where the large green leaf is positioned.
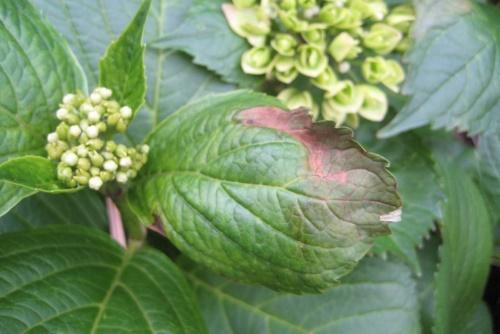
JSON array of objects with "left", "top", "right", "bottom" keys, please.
[
  {"left": 0, "top": 225, "right": 207, "bottom": 334},
  {"left": 0, "top": 190, "right": 107, "bottom": 235},
  {"left": 477, "top": 133, "right": 500, "bottom": 222},
  {"left": 128, "top": 90, "right": 402, "bottom": 293},
  {"left": 99, "top": 0, "right": 151, "bottom": 114},
  {"left": 357, "top": 126, "right": 442, "bottom": 273},
  {"left": 380, "top": 2, "right": 500, "bottom": 138},
  {"left": 434, "top": 162, "right": 493, "bottom": 334},
  {"left": 183, "top": 257, "right": 420, "bottom": 334},
  {"left": 150, "top": 0, "right": 261, "bottom": 88},
  {"left": 0, "top": 0, "right": 87, "bottom": 216},
  {"left": 33, "top": 0, "right": 234, "bottom": 144}
]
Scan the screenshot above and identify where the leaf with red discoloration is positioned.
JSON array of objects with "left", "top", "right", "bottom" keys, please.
[{"left": 128, "top": 90, "right": 402, "bottom": 293}]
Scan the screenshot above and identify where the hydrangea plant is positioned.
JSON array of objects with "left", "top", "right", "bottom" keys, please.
[{"left": 0, "top": 0, "right": 499, "bottom": 333}]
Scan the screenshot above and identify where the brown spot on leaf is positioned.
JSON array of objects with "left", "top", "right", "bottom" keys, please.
[{"left": 237, "top": 107, "right": 352, "bottom": 183}]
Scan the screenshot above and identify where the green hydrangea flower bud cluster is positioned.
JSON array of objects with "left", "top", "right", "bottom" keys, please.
[
  {"left": 224, "top": 0, "right": 415, "bottom": 127},
  {"left": 45, "top": 88, "right": 149, "bottom": 190}
]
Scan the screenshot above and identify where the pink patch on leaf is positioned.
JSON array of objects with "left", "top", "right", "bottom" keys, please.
[{"left": 237, "top": 107, "right": 351, "bottom": 183}]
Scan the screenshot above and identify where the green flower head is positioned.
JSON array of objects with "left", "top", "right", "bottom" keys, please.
[
  {"left": 277, "top": 88, "right": 319, "bottom": 118},
  {"left": 273, "top": 55, "right": 298, "bottom": 83},
  {"left": 301, "top": 29, "right": 326, "bottom": 49},
  {"left": 381, "top": 59, "right": 405, "bottom": 92},
  {"left": 311, "top": 66, "right": 338, "bottom": 92},
  {"left": 362, "top": 56, "right": 389, "bottom": 83},
  {"left": 223, "top": 4, "right": 271, "bottom": 46},
  {"left": 386, "top": 4, "right": 415, "bottom": 33},
  {"left": 322, "top": 80, "right": 363, "bottom": 126},
  {"left": 350, "top": 0, "right": 388, "bottom": 21}
]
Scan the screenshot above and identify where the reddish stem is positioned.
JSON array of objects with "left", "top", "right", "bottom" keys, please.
[{"left": 106, "top": 197, "right": 127, "bottom": 248}]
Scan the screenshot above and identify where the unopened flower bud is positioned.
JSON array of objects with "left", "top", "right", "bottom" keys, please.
[
  {"left": 88, "top": 110, "right": 100, "bottom": 123},
  {"left": 222, "top": 4, "right": 271, "bottom": 45},
  {"left": 47, "top": 132, "right": 58, "bottom": 143},
  {"left": 99, "top": 171, "right": 113, "bottom": 182},
  {"left": 322, "top": 81, "right": 363, "bottom": 126},
  {"left": 119, "top": 156, "right": 132, "bottom": 168},
  {"left": 89, "top": 151, "right": 104, "bottom": 167},
  {"left": 107, "top": 113, "right": 121, "bottom": 126},
  {"left": 381, "top": 60, "right": 405, "bottom": 92},
  {"left": 61, "top": 151, "right": 78, "bottom": 166},
  {"left": 363, "top": 23, "right": 402, "bottom": 55},
  {"left": 270, "top": 33, "right": 297, "bottom": 56},
  {"left": 116, "top": 119, "right": 128, "bottom": 133},
  {"left": 69, "top": 125, "right": 82, "bottom": 138},
  {"left": 89, "top": 176, "right": 103, "bottom": 190},
  {"left": 66, "top": 113, "right": 80, "bottom": 125},
  {"left": 73, "top": 175, "right": 89, "bottom": 186},
  {"left": 56, "top": 123, "right": 69, "bottom": 139},
  {"left": 116, "top": 172, "right": 129, "bottom": 184},
  {"left": 317, "top": 5, "right": 348, "bottom": 26},
  {"left": 338, "top": 62, "right": 351, "bottom": 74},
  {"left": 90, "top": 92, "right": 102, "bottom": 104},
  {"left": 56, "top": 108, "right": 69, "bottom": 120},
  {"left": 85, "top": 125, "right": 99, "bottom": 138},
  {"left": 301, "top": 29, "right": 326, "bottom": 49},
  {"left": 80, "top": 103, "right": 93, "bottom": 114},
  {"left": 120, "top": 106, "right": 132, "bottom": 119},
  {"left": 241, "top": 46, "right": 275, "bottom": 75},
  {"left": 76, "top": 145, "right": 88, "bottom": 157},
  {"left": 90, "top": 167, "right": 100, "bottom": 176},
  {"left": 87, "top": 139, "right": 104, "bottom": 150},
  {"left": 395, "top": 36, "right": 412, "bottom": 53},
  {"left": 386, "top": 5, "right": 415, "bottom": 33},
  {"left": 311, "top": 67, "right": 338, "bottom": 92},
  {"left": 328, "top": 32, "right": 361, "bottom": 63},
  {"left": 57, "top": 165, "right": 73, "bottom": 181},
  {"left": 350, "top": 0, "right": 388, "bottom": 21},
  {"left": 63, "top": 94, "right": 75, "bottom": 105},
  {"left": 103, "top": 160, "right": 118, "bottom": 172},
  {"left": 295, "top": 45, "right": 327, "bottom": 77},
  {"left": 357, "top": 85, "right": 388, "bottom": 122},
  {"left": 96, "top": 87, "right": 113, "bottom": 99},
  {"left": 141, "top": 145, "right": 150, "bottom": 154},
  {"left": 277, "top": 88, "right": 317, "bottom": 116},
  {"left": 77, "top": 158, "right": 91, "bottom": 171}
]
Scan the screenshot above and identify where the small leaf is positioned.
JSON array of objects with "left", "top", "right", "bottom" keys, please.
[
  {"left": 0, "top": 156, "right": 69, "bottom": 192},
  {"left": 0, "top": 225, "right": 208, "bottom": 334},
  {"left": 0, "top": 190, "right": 107, "bottom": 234},
  {"left": 380, "top": 2, "right": 500, "bottom": 138},
  {"left": 150, "top": 0, "right": 262, "bottom": 88},
  {"left": 99, "top": 0, "right": 151, "bottom": 114},
  {"left": 434, "top": 161, "right": 493, "bottom": 334},
  {"left": 183, "top": 257, "right": 421, "bottom": 334},
  {"left": 129, "top": 91, "right": 401, "bottom": 293}
]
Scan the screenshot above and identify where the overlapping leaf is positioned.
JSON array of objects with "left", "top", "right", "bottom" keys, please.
[
  {"left": 434, "top": 162, "right": 493, "bottom": 334},
  {"left": 183, "top": 257, "right": 421, "bottom": 334},
  {"left": 380, "top": 2, "right": 500, "bottom": 138},
  {"left": 0, "top": 0, "right": 87, "bottom": 216},
  {"left": 0, "top": 190, "right": 107, "bottom": 235},
  {"left": 0, "top": 226, "right": 208, "bottom": 334},
  {"left": 150, "top": 0, "right": 261, "bottom": 88},
  {"left": 127, "top": 90, "right": 401, "bottom": 292}
]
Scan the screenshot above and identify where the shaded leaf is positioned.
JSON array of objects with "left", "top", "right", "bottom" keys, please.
[
  {"left": 128, "top": 91, "right": 401, "bottom": 292},
  {"left": 150, "top": 0, "right": 261, "bottom": 88},
  {"left": 380, "top": 3, "right": 500, "bottom": 138},
  {"left": 0, "top": 156, "right": 70, "bottom": 192},
  {"left": 0, "top": 190, "right": 107, "bottom": 235},
  {"left": 0, "top": 183, "right": 35, "bottom": 218},
  {"left": 357, "top": 127, "right": 442, "bottom": 274},
  {"left": 0, "top": 225, "right": 208, "bottom": 334},
  {"left": 33, "top": 0, "right": 234, "bottom": 144},
  {"left": 434, "top": 161, "right": 493, "bottom": 334},
  {"left": 99, "top": 0, "right": 151, "bottom": 114},
  {"left": 183, "top": 257, "right": 421, "bottom": 334}
]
